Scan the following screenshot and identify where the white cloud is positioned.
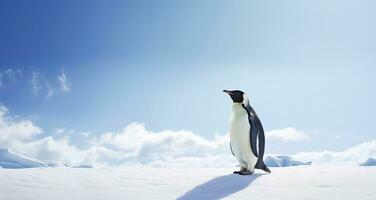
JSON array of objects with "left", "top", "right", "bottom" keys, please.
[
  {"left": 30, "top": 70, "right": 65, "bottom": 99},
  {"left": 266, "top": 127, "right": 310, "bottom": 142},
  {"left": 334, "top": 134, "right": 343, "bottom": 139},
  {"left": 1, "top": 104, "right": 375, "bottom": 167},
  {"left": 30, "top": 70, "right": 55, "bottom": 99},
  {"left": 0, "top": 105, "right": 42, "bottom": 147},
  {"left": 0, "top": 104, "right": 235, "bottom": 167},
  {"left": 57, "top": 70, "right": 71, "bottom": 92},
  {"left": 0, "top": 69, "right": 21, "bottom": 87},
  {"left": 81, "top": 132, "right": 90, "bottom": 137},
  {"left": 45, "top": 81, "right": 54, "bottom": 99},
  {"left": 1, "top": 68, "right": 69, "bottom": 98},
  {"left": 30, "top": 71, "right": 43, "bottom": 95},
  {"left": 293, "top": 140, "right": 376, "bottom": 166},
  {"left": 88, "top": 123, "right": 232, "bottom": 166},
  {"left": 55, "top": 128, "right": 65, "bottom": 134},
  {"left": 0, "top": 106, "right": 96, "bottom": 165},
  {"left": 4, "top": 69, "right": 17, "bottom": 82},
  {"left": 14, "top": 136, "right": 96, "bottom": 165}
]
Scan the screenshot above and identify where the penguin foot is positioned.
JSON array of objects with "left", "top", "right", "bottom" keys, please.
[
  {"left": 238, "top": 171, "right": 253, "bottom": 176},
  {"left": 233, "top": 171, "right": 253, "bottom": 175},
  {"left": 233, "top": 166, "right": 248, "bottom": 174}
]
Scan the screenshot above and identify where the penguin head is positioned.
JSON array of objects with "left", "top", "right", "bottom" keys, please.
[{"left": 223, "top": 90, "right": 247, "bottom": 103}]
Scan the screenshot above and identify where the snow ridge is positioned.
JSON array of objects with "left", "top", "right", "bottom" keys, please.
[
  {"left": 0, "top": 148, "right": 48, "bottom": 168},
  {"left": 360, "top": 158, "right": 376, "bottom": 166},
  {"left": 264, "top": 155, "right": 311, "bottom": 167}
]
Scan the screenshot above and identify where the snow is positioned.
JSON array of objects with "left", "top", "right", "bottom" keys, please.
[
  {"left": 0, "top": 148, "right": 83, "bottom": 168},
  {"left": 43, "top": 160, "right": 69, "bottom": 167},
  {"left": 264, "top": 155, "right": 311, "bottom": 167},
  {"left": 360, "top": 158, "right": 376, "bottom": 166},
  {"left": 71, "top": 165, "right": 94, "bottom": 168},
  {"left": 0, "top": 148, "right": 48, "bottom": 169},
  {"left": 0, "top": 166, "right": 375, "bottom": 200}
]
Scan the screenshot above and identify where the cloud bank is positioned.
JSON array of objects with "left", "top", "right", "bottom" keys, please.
[
  {"left": 293, "top": 140, "right": 376, "bottom": 166},
  {"left": 0, "top": 105, "right": 235, "bottom": 167},
  {"left": 266, "top": 127, "right": 311, "bottom": 142},
  {"left": 1, "top": 104, "right": 375, "bottom": 167},
  {"left": 0, "top": 105, "right": 42, "bottom": 146}
]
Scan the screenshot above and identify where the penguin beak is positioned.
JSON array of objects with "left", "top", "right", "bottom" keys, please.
[{"left": 223, "top": 90, "right": 233, "bottom": 95}]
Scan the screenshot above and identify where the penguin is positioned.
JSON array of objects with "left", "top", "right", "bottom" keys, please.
[{"left": 223, "top": 89, "right": 271, "bottom": 175}]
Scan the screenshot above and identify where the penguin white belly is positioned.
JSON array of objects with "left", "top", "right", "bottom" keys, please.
[{"left": 229, "top": 107, "right": 258, "bottom": 171}]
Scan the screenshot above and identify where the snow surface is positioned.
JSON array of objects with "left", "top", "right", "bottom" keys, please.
[{"left": 0, "top": 166, "right": 375, "bottom": 200}]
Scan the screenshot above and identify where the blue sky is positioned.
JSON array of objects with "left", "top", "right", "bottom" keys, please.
[{"left": 0, "top": 0, "right": 375, "bottom": 158}]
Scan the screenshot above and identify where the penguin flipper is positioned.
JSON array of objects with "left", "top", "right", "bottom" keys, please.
[
  {"left": 249, "top": 116, "right": 259, "bottom": 157},
  {"left": 243, "top": 103, "right": 270, "bottom": 173},
  {"left": 242, "top": 104, "right": 259, "bottom": 157}
]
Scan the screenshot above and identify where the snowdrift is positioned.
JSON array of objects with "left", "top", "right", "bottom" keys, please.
[
  {"left": 0, "top": 148, "right": 48, "bottom": 169},
  {"left": 264, "top": 155, "right": 311, "bottom": 167},
  {"left": 360, "top": 158, "right": 376, "bottom": 166},
  {"left": 0, "top": 148, "right": 94, "bottom": 169}
]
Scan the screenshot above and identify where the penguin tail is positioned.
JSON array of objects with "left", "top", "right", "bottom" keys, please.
[
  {"left": 263, "top": 166, "right": 271, "bottom": 173},
  {"left": 256, "top": 161, "right": 271, "bottom": 173}
]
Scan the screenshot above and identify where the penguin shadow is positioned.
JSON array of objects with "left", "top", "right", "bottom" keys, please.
[{"left": 176, "top": 173, "right": 264, "bottom": 200}]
